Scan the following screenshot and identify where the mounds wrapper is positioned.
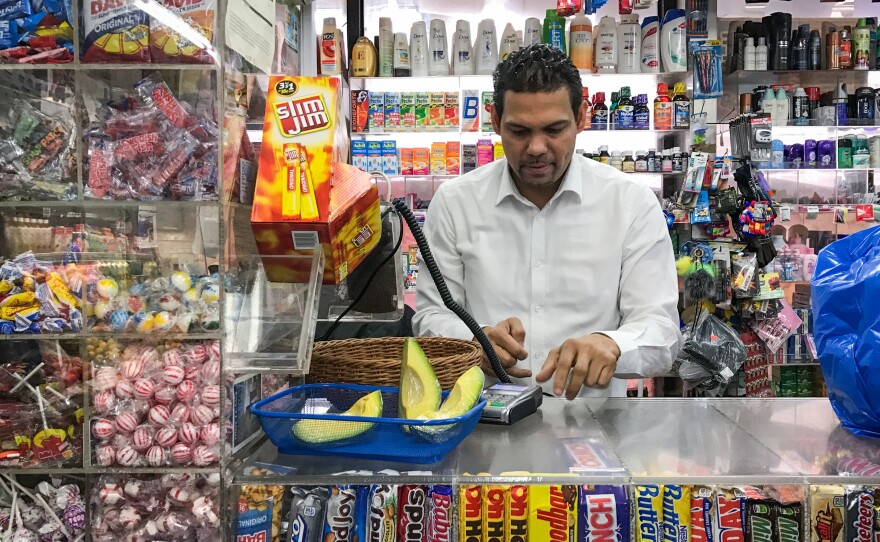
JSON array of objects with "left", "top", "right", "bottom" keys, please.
[{"left": 251, "top": 76, "right": 381, "bottom": 285}]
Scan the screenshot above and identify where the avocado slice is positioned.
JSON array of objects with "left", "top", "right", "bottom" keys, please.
[
  {"left": 411, "top": 366, "right": 485, "bottom": 441},
  {"left": 398, "top": 338, "right": 442, "bottom": 419},
  {"left": 293, "top": 390, "right": 383, "bottom": 445}
]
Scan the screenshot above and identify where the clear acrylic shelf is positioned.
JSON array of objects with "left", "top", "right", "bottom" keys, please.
[{"left": 228, "top": 398, "right": 880, "bottom": 486}]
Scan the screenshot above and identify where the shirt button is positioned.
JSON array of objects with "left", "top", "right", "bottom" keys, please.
[
  {"left": 534, "top": 306, "right": 542, "bottom": 313},
  {"left": 534, "top": 261, "right": 543, "bottom": 268}
]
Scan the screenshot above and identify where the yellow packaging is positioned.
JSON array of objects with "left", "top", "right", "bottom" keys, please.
[
  {"left": 460, "top": 485, "right": 482, "bottom": 542},
  {"left": 251, "top": 76, "right": 381, "bottom": 284},
  {"left": 507, "top": 485, "right": 529, "bottom": 542},
  {"left": 529, "top": 485, "right": 577, "bottom": 542},
  {"left": 431, "top": 143, "right": 447, "bottom": 175},
  {"left": 401, "top": 148, "right": 414, "bottom": 175},
  {"left": 494, "top": 141, "right": 505, "bottom": 161},
  {"left": 662, "top": 485, "right": 690, "bottom": 542},
  {"left": 635, "top": 485, "right": 664, "bottom": 542},
  {"left": 430, "top": 92, "right": 445, "bottom": 128},
  {"left": 413, "top": 148, "right": 430, "bottom": 175},
  {"left": 483, "top": 486, "right": 508, "bottom": 542},
  {"left": 446, "top": 142, "right": 460, "bottom": 175}
]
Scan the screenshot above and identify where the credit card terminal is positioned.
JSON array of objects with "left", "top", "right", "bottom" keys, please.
[{"left": 479, "top": 383, "right": 543, "bottom": 425}]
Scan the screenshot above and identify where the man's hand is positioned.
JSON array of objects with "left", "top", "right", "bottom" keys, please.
[
  {"left": 475, "top": 317, "right": 532, "bottom": 379},
  {"left": 535, "top": 334, "right": 621, "bottom": 399}
]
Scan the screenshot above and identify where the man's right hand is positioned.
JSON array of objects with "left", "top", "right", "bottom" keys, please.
[{"left": 475, "top": 317, "right": 531, "bottom": 379}]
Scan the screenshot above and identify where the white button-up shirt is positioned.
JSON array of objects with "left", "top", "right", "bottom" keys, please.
[{"left": 412, "top": 154, "right": 682, "bottom": 397}]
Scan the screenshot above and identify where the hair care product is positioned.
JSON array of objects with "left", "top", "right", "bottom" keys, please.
[
  {"left": 524, "top": 17, "right": 542, "bottom": 47},
  {"left": 596, "top": 16, "right": 618, "bottom": 73},
  {"left": 775, "top": 88, "right": 790, "bottom": 126},
  {"left": 755, "top": 36, "right": 768, "bottom": 70},
  {"left": 410, "top": 21, "right": 428, "bottom": 76},
  {"left": 475, "top": 19, "right": 498, "bottom": 75},
  {"left": 543, "top": 9, "right": 566, "bottom": 53},
  {"left": 744, "top": 37, "right": 756, "bottom": 70},
  {"left": 839, "top": 25, "right": 853, "bottom": 68},
  {"left": 500, "top": 22, "right": 518, "bottom": 61},
  {"left": 641, "top": 16, "right": 659, "bottom": 73},
  {"left": 854, "top": 18, "right": 871, "bottom": 70},
  {"left": 320, "top": 17, "right": 342, "bottom": 75},
  {"left": 660, "top": 9, "right": 687, "bottom": 72},
  {"left": 378, "top": 17, "right": 393, "bottom": 76},
  {"left": 351, "top": 36, "right": 377, "bottom": 76},
  {"left": 570, "top": 12, "right": 593, "bottom": 71},
  {"left": 428, "top": 19, "right": 450, "bottom": 75},
  {"left": 618, "top": 14, "right": 641, "bottom": 73},
  {"left": 452, "top": 20, "right": 474, "bottom": 75},
  {"left": 827, "top": 31, "right": 841, "bottom": 69},
  {"left": 393, "top": 32, "right": 410, "bottom": 76}
]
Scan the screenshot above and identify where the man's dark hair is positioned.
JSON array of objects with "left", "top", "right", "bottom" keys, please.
[{"left": 492, "top": 43, "right": 583, "bottom": 121}]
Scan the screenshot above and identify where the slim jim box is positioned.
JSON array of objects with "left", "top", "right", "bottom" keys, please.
[{"left": 251, "top": 76, "right": 381, "bottom": 285}]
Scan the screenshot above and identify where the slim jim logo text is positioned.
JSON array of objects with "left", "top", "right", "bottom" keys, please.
[
  {"left": 586, "top": 494, "right": 618, "bottom": 542},
  {"left": 461, "top": 487, "right": 482, "bottom": 542},
  {"left": 508, "top": 486, "right": 528, "bottom": 542},
  {"left": 274, "top": 95, "right": 330, "bottom": 136},
  {"left": 535, "top": 486, "right": 570, "bottom": 542}
]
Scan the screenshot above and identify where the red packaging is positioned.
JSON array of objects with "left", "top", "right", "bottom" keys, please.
[
  {"left": 399, "top": 485, "right": 428, "bottom": 542},
  {"left": 856, "top": 205, "right": 874, "bottom": 222},
  {"left": 692, "top": 486, "right": 715, "bottom": 542},
  {"left": 351, "top": 90, "right": 369, "bottom": 133},
  {"left": 82, "top": 0, "right": 150, "bottom": 63},
  {"left": 716, "top": 488, "right": 745, "bottom": 542}
]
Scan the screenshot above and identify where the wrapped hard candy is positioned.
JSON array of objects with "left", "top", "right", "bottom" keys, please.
[{"left": 63, "top": 503, "right": 86, "bottom": 531}]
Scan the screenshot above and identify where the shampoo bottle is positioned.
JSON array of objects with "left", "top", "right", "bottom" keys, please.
[
  {"left": 500, "top": 23, "right": 518, "bottom": 61},
  {"left": 320, "top": 18, "right": 342, "bottom": 75},
  {"left": 854, "top": 18, "right": 871, "bottom": 70},
  {"left": 524, "top": 18, "right": 542, "bottom": 47},
  {"left": 428, "top": 19, "right": 450, "bottom": 76},
  {"left": 596, "top": 16, "right": 618, "bottom": 73},
  {"left": 452, "top": 20, "right": 474, "bottom": 75},
  {"left": 378, "top": 17, "right": 393, "bottom": 77},
  {"left": 641, "top": 16, "right": 659, "bottom": 73},
  {"left": 660, "top": 9, "right": 687, "bottom": 72},
  {"left": 475, "top": 19, "right": 498, "bottom": 75},
  {"left": 569, "top": 12, "right": 593, "bottom": 71},
  {"left": 755, "top": 36, "right": 769, "bottom": 70},
  {"left": 410, "top": 21, "right": 428, "bottom": 76},
  {"left": 543, "top": 9, "right": 566, "bottom": 53},
  {"left": 744, "top": 37, "right": 756, "bottom": 70},
  {"left": 774, "top": 88, "right": 790, "bottom": 126},
  {"left": 393, "top": 32, "right": 410, "bottom": 76},
  {"left": 351, "top": 36, "right": 377, "bottom": 76},
  {"left": 617, "top": 14, "right": 641, "bottom": 74}
]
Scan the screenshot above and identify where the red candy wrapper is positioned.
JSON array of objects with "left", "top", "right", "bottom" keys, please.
[
  {"left": 398, "top": 485, "right": 428, "bottom": 542},
  {"left": 692, "top": 486, "right": 715, "bottom": 542}
]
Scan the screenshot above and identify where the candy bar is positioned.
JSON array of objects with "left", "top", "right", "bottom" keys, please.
[
  {"left": 459, "top": 484, "right": 482, "bottom": 542},
  {"left": 772, "top": 501, "right": 802, "bottom": 542},
  {"left": 368, "top": 484, "right": 397, "bottom": 542},
  {"left": 716, "top": 488, "right": 746, "bottom": 542},
  {"left": 289, "top": 486, "right": 330, "bottom": 542},
  {"left": 636, "top": 485, "right": 664, "bottom": 542},
  {"left": 844, "top": 487, "right": 874, "bottom": 542},
  {"left": 529, "top": 485, "right": 577, "bottom": 542},
  {"left": 398, "top": 485, "right": 427, "bottom": 542},
  {"left": 428, "top": 485, "right": 452, "bottom": 542},
  {"left": 482, "top": 485, "right": 507, "bottom": 542},
  {"left": 325, "top": 485, "right": 367, "bottom": 542},
  {"left": 663, "top": 485, "right": 691, "bottom": 542},
  {"left": 692, "top": 486, "right": 715, "bottom": 542},
  {"left": 747, "top": 501, "right": 775, "bottom": 542},
  {"left": 580, "top": 485, "right": 631, "bottom": 542},
  {"left": 811, "top": 486, "right": 845, "bottom": 542}
]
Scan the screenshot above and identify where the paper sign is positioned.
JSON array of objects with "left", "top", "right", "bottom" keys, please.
[{"left": 225, "top": 0, "right": 275, "bottom": 74}]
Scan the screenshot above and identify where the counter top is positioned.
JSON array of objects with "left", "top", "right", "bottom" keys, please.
[{"left": 231, "top": 398, "right": 880, "bottom": 485}]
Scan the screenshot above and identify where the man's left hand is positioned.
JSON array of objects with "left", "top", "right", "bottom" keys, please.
[{"left": 535, "top": 334, "right": 622, "bottom": 400}]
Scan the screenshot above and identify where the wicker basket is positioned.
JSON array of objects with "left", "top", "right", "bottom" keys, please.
[{"left": 307, "top": 337, "right": 482, "bottom": 390}]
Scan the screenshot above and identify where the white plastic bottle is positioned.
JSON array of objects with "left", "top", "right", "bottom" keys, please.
[
  {"left": 378, "top": 18, "right": 394, "bottom": 77},
  {"left": 320, "top": 17, "right": 342, "bottom": 75},
  {"left": 428, "top": 19, "right": 450, "bottom": 75},
  {"left": 500, "top": 22, "right": 518, "bottom": 61},
  {"left": 516, "top": 30, "right": 523, "bottom": 49},
  {"left": 595, "top": 16, "right": 618, "bottom": 73},
  {"left": 393, "top": 32, "right": 410, "bottom": 76},
  {"left": 410, "top": 21, "right": 428, "bottom": 76},
  {"left": 761, "top": 88, "right": 777, "bottom": 117},
  {"left": 660, "top": 9, "right": 687, "bottom": 72},
  {"left": 452, "top": 20, "right": 474, "bottom": 75},
  {"left": 640, "top": 16, "right": 659, "bottom": 73},
  {"left": 569, "top": 12, "right": 593, "bottom": 71},
  {"left": 744, "top": 37, "right": 756, "bottom": 70},
  {"left": 617, "top": 14, "right": 641, "bottom": 73},
  {"left": 775, "top": 88, "right": 790, "bottom": 126},
  {"left": 755, "top": 37, "right": 768, "bottom": 70},
  {"left": 475, "top": 19, "right": 498, "bottom": 75},
  {"left": 524, "top": 17, "right": 542, "bottom": 47}
]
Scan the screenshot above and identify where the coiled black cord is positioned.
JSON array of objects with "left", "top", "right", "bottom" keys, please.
[{"left": 392, "top": 199, "right": 511, "bottom": 383}]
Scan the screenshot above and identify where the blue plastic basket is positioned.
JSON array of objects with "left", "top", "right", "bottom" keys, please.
[{"left": 250, "top": 383, "right": 486, "bottom": 464}]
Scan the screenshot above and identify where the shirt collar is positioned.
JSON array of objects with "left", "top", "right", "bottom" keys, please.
[{"left": 495, "top": 155, "right": 584, "bottom": 207}]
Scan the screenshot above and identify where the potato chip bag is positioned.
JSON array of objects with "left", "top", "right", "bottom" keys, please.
[
  {"left": 149, "top": 0, "right": 215, "bottom": 64},
  {"left": 82, "top": 0, "right": 150, "bottom": 63}
]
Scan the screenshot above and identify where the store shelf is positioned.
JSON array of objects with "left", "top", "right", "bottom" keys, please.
[
  {"left": 0, "top": 199, "right": 221, "bottom": 209},
  {"left": 724, "top": 69, "right": 880, "bottom": 88},
  {"left": 0, "top": 331, "right": 223, "bottom": 342},
  {"left": 1, "top": 63, "right": 219, "bottom": 71},
  {"left": 772, "top": 362, "right": 820, "bottom": 367},
  {"left": 228, "top": 397, "right": 880, "bottom": 485}
]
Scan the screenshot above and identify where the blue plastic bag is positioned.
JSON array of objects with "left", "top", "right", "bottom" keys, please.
[{"left": 812, "top": 225, "right": 880, "bottom": 438}]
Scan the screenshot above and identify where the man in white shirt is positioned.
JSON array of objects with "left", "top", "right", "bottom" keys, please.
[{"left": 412, "top": 44, "right": 682, "bottom": 399}]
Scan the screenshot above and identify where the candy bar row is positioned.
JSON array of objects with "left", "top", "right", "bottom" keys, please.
[
  {"left": 0, "top": 338, "right": 226, "bottom": 469},
  {"left": 239, "top": 482, "right": 880, "bottom": 542},
  {"left": 0, "top": 71, "right": 218, "bottom": 202}
]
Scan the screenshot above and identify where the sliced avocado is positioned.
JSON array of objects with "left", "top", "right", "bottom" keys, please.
[
  {"left": 293, "top": 390, "right": 383, "bottom": 445},
  {"left": 411, "top": 366, "right": 485, "bottom": 441},
  {"left": 398, "top": 338, "right": 441, "bottom": 419}
]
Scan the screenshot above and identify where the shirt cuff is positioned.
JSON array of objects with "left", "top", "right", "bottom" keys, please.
[{"left": 593, "top": 330, "right": 639, "bottom": 377}]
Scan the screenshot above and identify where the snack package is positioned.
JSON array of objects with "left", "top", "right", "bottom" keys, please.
[
  {"left": 772, "top": 501, "right": 803, "bottom": 542},
  {"left": 579, "top": 485, "right": 630, "bottom": 542},
  {"left": 428, "top": 485, "right": 453, "bottom": 542},
  {"left": 746, "top": 500, "right": 774, "bottom": 542},
  {"left": 716, "top": 488, "right": 746, "bottom": 542},
  {"left": 810, "top": 486, "right": 845, "bottom": 542},
  {"left": 692, "top": 486, "right": 715, "bottom": 542},
  {"left": 636, "top": 485, "right": 664, "bottom": 542},
  {"left": 459, "top": 485, "right": 482, "bottom": 541},
  {"left": 398, "top": 485, "right": 427, "bottom": 542},
  {"left": 325, "top": 485, "right": 367, "bottom": 542},
  {"left": 483, "top": 485, "right": 507, "bottom": 542},
  {"left": 663, "top": 485, "right": 691, "bottom": 542},
  {"left": 288, "top": 486, "right": 330, "bottom": 542},
  {"left": 238, "top": 483, "right": 285, "bottom": 542},
  {"left": 843, "top": 487, "right": 874, "bottom": 542},
  {"left": 82, "top": 0, "right": 150, "bottom": 63},
  {"left": 149, "top": 0, "right": 215, "bottom": 63},
  {"left": 507, "top": 485, "right": 528, "bottom": 542},
  {"left": 530, "top": 485, "right": 577, "bottom": 542},
  {"left": 367, "top": 484, "right": 397, "bottom": 542}
]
